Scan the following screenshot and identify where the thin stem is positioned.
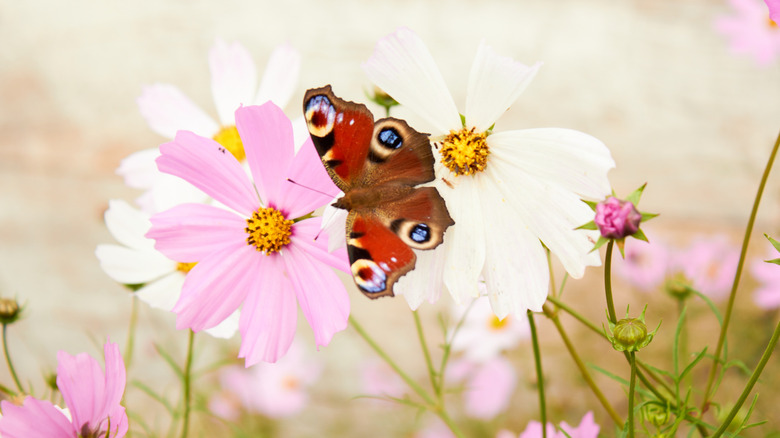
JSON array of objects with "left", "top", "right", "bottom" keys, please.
[
  {"left": 179, "top": 330, "right": 195, "bottom": 438},
  {"left": 436, "top": 407, "right": 466, "bottom": 438},
  {"left": 2, "top": 324, "right": 23, "bottom": 393},
  {"left": 412, "top": 310, "right": 439, "bottom": 396},
  {"left": 546, "top": 296, "right": 602, "bottom": 335},
  {"left": 702, "top": 130, "right": 780, "bottom": 412},
  {"left": 124, "top": 298, "right": 139, "bottom": 368},
  {"left": 711, "top": 317, "right": 780, "bottom": 437},
  {"left": 544, "top": 307, "right": 624, "bottom": 428},
  {"left": 604, "top": 240, "right": 618, "bottom": 324},
  {"left": 528, "top": 310, "right": 547, "bottom": 438},
  {"left": 546, "top": 248, "right": 557, "bottom": 299},
  {"left": 628, "top": 352, "right": 637, "bottom": 438}
]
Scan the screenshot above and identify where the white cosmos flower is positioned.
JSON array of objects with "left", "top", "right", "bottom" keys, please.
[
  {"left": 450, "top": 295, "right": 530, "bottom": 362},
  {"left": 118, "top": 39, "right": 304, "bottom": 213},
  {"left": 96, "top": 199, "right": 238, "bottom": 338},
  {"left": 363, "top": 28, "right": 614, "bottom": 318}
]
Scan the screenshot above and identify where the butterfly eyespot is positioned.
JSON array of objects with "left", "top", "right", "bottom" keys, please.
[
  {"left": 409, "top": 223, "right": 431, "bottom": 243},
  {"left": 378, "top": 128, "right": 403, "bottom": 150},
  {"left": 304, "top": 95, "right": 337, "bottom": 138},
  {"left": 352, "top": 259, "right": 388, "bottom": 294}
]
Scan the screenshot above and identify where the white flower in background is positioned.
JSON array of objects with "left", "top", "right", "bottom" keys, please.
[
  {"left": 450, "top": 296, "right": 530, "bottom": 362},
  {"left": 118, "top": 39, "right": 303, "bottom": 213},
  {"left": 363, "top": 28, "right": 614, "bottom": 318},
  {"left": 95, "top": 199, "right": 238, "bottom": 338}
]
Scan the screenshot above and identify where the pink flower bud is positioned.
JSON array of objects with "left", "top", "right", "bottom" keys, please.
[{"left": 594, "top": 197, "right": 641, "bottom": 239}]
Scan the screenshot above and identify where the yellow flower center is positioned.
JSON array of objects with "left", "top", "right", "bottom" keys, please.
[
  {"left": 213, "top": 125, "right": 245, "bottom": 162},
  {"left": 487, "top": 315, "right": 510, "bottom": 331},
  {"left": 439, "top": 127, "right": 489, "bottom": 176},
  {"left": 245, "top": 207, "right": 293, "bottom": 255},
  {"left": 176, "top": 262, "right": 197, "bottom": 274},
  {"left": 769, "top": 16, "right": 778, "bottom": 29}
]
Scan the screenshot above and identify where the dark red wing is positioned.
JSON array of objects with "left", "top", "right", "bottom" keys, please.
[{"left": 303, "top": 86, "right": 374, "bottom": 191}]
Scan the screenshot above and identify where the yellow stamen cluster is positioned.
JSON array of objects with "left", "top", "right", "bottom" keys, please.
[
  {"left": 213, "top": 125, "right": 246, "bottom": 162},
  {"left": 245, "top": 207, "right": 293, "bottom": 255},
  {"left": 439, "top": 127, "right": 489, "bottom": 176},
  {"left": 176, "top": 262, "right": 198, "bottom": 274},
  {"left": 487, "top": 315, "right": 510, "bottom": 331},
  {"left": 769, "top": 16, "right": 778, "bottom": 28}
]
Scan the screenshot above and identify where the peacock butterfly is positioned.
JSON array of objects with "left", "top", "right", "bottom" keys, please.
[{"left": 303, "top": 85, "right": 454, "bottom": 299}]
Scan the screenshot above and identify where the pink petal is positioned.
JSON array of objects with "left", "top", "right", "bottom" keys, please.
[
  {"left": 767, "top": 0, "right": 780, "bottom": 22},
  {"left": 290, "top": 218, "right": 351, "bottom": 273},
  {"left": 463, "top": 357, "right": 516, "bottom": 419},
  {"left": 276, "top": 137, "right": 340, "bottom": 219},
  {"left": 283, "top": 245, "right": 350, "bottom": 347},
  {"left": 210, "top": 39, "right": 258, "bottom": 126},
  {"left": 101, "top": 341, "right": 127, "bottom": 417},
  {"left": 238, "top": 254, "right": 298, "bottom": 365},
  {"left": 0, "top": 398, "right": 75, "bottom": 437},
  {"left": 147, "top": 203, "right": 247, "bottom": 263},
  {"left": 116, "top": 148, "right": 160, "bottom": 190},
  {"left": 255, "top": 43, "right": 301, "bottom": 109},
  {"left": 560, "top": 411, "right": 600, "bottom": 438},
  {"left": 156, "top": 131, "right": 259, "bottom": 216},
  {"left": 137, "top": 84, "right": 219, "bottom": 139},
  {"left": 235, "top": 103, "right": 294, "bottom": 206},
  {"left": 173, "top": 244, "right": 257, "bottom": 332}
]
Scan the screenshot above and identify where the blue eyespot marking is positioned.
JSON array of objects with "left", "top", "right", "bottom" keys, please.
[
  {"left": 378, "top": 128, "right": 402, "bottom": 149},
  {"left": 409, "top": 224, "right": 431, "bottom": 243}
]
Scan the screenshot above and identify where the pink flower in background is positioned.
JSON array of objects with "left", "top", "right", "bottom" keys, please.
[
  {"left": 594, "top": 197, "right": 641, "bottom": 239},
  {"left": 751, "top": 241, "right": 780, "bottom": 308},
  {"left": 119, "top": 40, "right": 303, "bottom": 213},
  {"left": 0, "top": 340, "right": 127, "bottom": 438},
  {"left": 210, "top": 342, "right": 321, "bottom": 418},
  {"left": 614, "top": 235, "right": 670, "bottom": 292},
  {"left": 448, "top": 357, "right": 517, "bottom": 420},
  {"left": 360, "top": 359, "right": 406, "bottom": 401},
  {"left": 146, "top": 102, "right": 350, "bottom": 365},
  {"left": 450, "top": 296, "right": 530, "bottom": 362},
  {"left": 675, "top": 235, "right": 739, "bottom": 300},
  {"left": 767, "top": 0, "right": 780, "bottom": 22},
  {"left": 715, "top": 0, "right": 780, "bottom": 65},
  {"left": 515, "top": 412, "right": 600, "bottom": 438}
]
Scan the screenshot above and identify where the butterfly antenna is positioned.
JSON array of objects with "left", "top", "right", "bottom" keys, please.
[{"left": 286, "top": 178, "right": 338, "bottom": 198}]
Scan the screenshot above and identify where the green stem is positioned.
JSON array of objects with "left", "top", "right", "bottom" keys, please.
[
  {"left": 628, "top": 352, "right": 637, "bottom": 438},
  {"left": 702, "top": 130, "right": 780, "bottom": 413},
  {"left": 528, "top": 310, "right": 547, "bottom": 438},
  {"left": 546, "top": 296, "right": 602, "bottom": 335},
  {"left": 412, "top": 310, "right": 439, "bottom": 396},
  {"left": 179, "top": 330, "right": 195, "bottom": 438},
  {"left": 544, "top": 307, "right": 624, "bottom": 428},
  {"left": 547, "top": 248, "right": 557, "bottom": 299},
  {"left": 124, "top": 298, "right": 138, "bottom": 369},
  {"left": 711, "top": 317, "right": 780, "bottom": 437},
  {"left": 2, "top": 324, "right": 23, "bottom": 393},
  {"left": 604, "top": 241, "right": 618, "bottom": 324}
]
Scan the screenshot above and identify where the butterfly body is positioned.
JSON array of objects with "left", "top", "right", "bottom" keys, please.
[{"left": 304, "top": 85, "right": 454, "bottom": 299}]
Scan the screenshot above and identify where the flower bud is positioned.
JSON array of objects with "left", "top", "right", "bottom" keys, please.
[
  {"left": 607, "top": 306, "right": 658, "bottom": 352},
  {"left": 0, "top": 298, "right": 21, "bottom": 325},
  {"left": 595, "top": 197, "right": 642, "bottom": 239}
]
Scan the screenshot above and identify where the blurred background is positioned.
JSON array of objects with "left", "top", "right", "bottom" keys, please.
[{"left": 1, "top": 0, "right": 779, "bottom": 436}]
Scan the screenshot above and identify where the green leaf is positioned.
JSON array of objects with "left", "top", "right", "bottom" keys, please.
[
  {"left": 589, "top": 364, "right": 655, "bottom": 399},
  {"left": 154, "top": 343, "right": 184, "bottom": 380},
  {"left": 678, "top": 348, "right": 708, "bottom": 383},
  {"left": 131, "top": 380, "right": 175, "bottom": 415},
  {"left": 672, "top": 305, "right": 687, "bottom": 377},
  {"left": 626, "top": 183, "right": 648, "bottom": 205}
]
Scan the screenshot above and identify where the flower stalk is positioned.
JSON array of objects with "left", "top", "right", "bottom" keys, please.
[
  {"left": 2, "top": 323, "right": 23, "bottom": 393},
  {"left": 179, "top": 330, "right": 195, "bottom": 438},
  {"left": 628, "top": 351, "right": 637, "bottom": 438},
  {"left": 528, "top": 310, "right": 547, "bottom": 438}
]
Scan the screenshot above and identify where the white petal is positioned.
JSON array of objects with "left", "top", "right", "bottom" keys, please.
[
  {"left": 291, "top": 116, "right": 310, "bottom": 153},
  {"left": 489, "top": 158, "right": 601, "bottom": 279},
  {"left": 116, "top": 148, "right": 160, "bottom": 190},
  {"left": 146, "top": 173, "right": 210, "bottom": 213},
  {"left": 255, "top": 43, "right": 301, "bottom": 109},
  {"left": 362, "top": 27, "right": 461, "bottom": 135},
  {"left": 96, "top": 244, "right": 176, "bottom": 284},
  {"left": 320, "top": 201, "right": 347, "bottom": 253},
  {"left": 210, "top": 39, "right": 258, "bottom": 126},
  {"left": 394, "top": 245, "right": 447, "bottom": 309},
  {"left": 104, "top": 199, "right": 155, "bottom": 250},
  {"left": 205, "top": 310, "right": 239, "bottom": 339},
  {"left": 134, "top": 271, "right": 185, "bottom": 310},
  {"left": 479, "top": 173, "right": 549, "bottom": 319},
  {"left": 137, "top": 84, "right": 219, "bottom": 139},
  {"left": 465, "top": 42, "right": 541, "bottom": 132},
  {"left": 489, "top": 129, "right": 614, "bottom": 199},
  {"left": 442, "top": 176, "right": 486, "bottom": 304}
]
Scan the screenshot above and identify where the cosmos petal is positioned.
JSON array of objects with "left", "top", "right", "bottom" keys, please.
[
  {"left": 465, "top": 42, "right": 541, "bottom": 133},
  {"left": 134, "top": 271, "right": 185, "bottom": 311},
  {"left": 0, "top": 398, "right": 74, "bottom": 437},
  {"left": 394, "top": 246, "right": 447, "bottom": 309},
  {"left": 255, "top": 43, "right": 301, "bottom": 109},
  {"left": 95, "top": 244, "right": 176, "bottom": 284},
  {"left": 103, "top": 199, "right": 155, "bottom": 250},
  {"left": 238, "top": 255, "right": 297, "bottom": 365},
  {"left": 205, "top": 310, "right": 240, "bottom": 339},
  {"left": 156, "top": 131, "right": 259, "bottom": 216},
  {"left": 210, "top": 39, "right": 258, "bottom": 126},
  {"left": 290, "top": 217, "right": 350, "bottom": 273},
  {"left": 489, "top": 128, "right": 614, "bottom": 199},
  {"left": 137, "top": 84, "right": 219, "bottom": 139},
  {"left": 284, "top": 245, "right": 350, "bottom": 347},
  {"left": 442, "top": 177, "right": 486, "bottom": 304},
  {"left": 235, "top": 103, "right": 295, "bottom": 206},
  {"left": 147, "top": 203, "right": 247, "bottom": 263},
  {"left": 116, "top": 148, "right": 160, "bottom": 190},
  {"left": 276, "top": 137, "right": 339, "bottom": 219},
  {"left": 362, "top": 27, "right": 461, "bottom": 135}
]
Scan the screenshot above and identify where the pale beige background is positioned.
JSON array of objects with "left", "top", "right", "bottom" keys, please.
[{"left": 0, "top": 0, "right": 779, "bottom": 435}]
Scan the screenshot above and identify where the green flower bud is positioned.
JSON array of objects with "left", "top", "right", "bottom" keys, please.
[
  {"left": 606, "top": 305, "right": 659, "bottom": 352},
  {"left": 0, "top": 298, "right": 21, "bottom": 325},
  {"left": 665, "top": 273, "right": 693, "bottom": 301}
]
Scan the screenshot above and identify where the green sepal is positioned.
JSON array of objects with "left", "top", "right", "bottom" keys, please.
[
  {"left": 575, "top": 221, "right": 598, "bottom": 231},
  {"left": 590, "top": 235, "right": 609, "bottom": 253},
  {"left": 765, "top": 258, "right": 780, "bottom": 265},
  {"left": 626, "top": 182, "right": 647, "bottom": 205},
  {"left": 582, "top": 199, "right": 599, "bottom": 211},
  {"left": 765, "top": 234, "right": 780, "bottom": 253},
  {"left": 616, "top": 238, "right": 626, "bottom": 258},
  {"left": 459, "top": 113, "right": 466, "bottom": 127},
  {"left": 641, "top": 212, "right": 659, "bottom": 222},
  {"left": 633, "top": 228, "right": 649, "bottom": 242}
]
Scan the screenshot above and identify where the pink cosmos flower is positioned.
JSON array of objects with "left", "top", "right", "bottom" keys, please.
[
  {"left": 715, "top": 0, "right": 780, "bottom": 66},
  {"left": 146, "top": 102, "right": 350, "bottom": 365},
  {"left": 448, "top": 357, "right": 517, "bottom": 420},
  {"left": 210, "top": 341, "right": 322, "bottom": 418},
  {"left": 514, "top": 411, "right": 600, "bottom": 438},
  {"left": 614, "top": 235, "right": 670, "bottom": 292},
  {"left": 751, "top": 241, "right": 780, "bottom": 308},
  {"left": 360, "top": 359, "right": 406, "bottom": 401},
  {"left": 674, "top": 235, "right": 739, "bottom": 300},
  {"left": 594, "top": 197, "right": 641, "bottom": 239},
  {"left": 0, "top": 340, "right": 127, "bottom": 438}
]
